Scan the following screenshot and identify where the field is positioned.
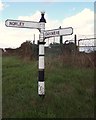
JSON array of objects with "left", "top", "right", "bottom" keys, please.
[{"left": 2, "top": 55, "right": 94, "bottom": 118}]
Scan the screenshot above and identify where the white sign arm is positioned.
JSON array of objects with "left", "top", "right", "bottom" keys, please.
[
  {"left": 5, "top": 19, "right": 40, "bottom": 29},
  {"left": 43, "top": 27, "right": 73, "bottom": 39}
]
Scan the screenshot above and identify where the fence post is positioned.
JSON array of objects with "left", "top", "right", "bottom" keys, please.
[
  {"left": 38, "top": 12, "right": 46, "bottom": 97},
  {"left": 74, "top": 34, "right": 77, "bottom": 46},
  {"left": 74, "top": 34, "right": 77, "bottom": 52},
  {"left": 59, "top": 26, "right": 63, "bottom": 44}
]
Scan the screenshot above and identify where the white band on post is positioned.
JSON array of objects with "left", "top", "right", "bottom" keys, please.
[
  {"left": 39, "top": 56, "right": 44, "bottom": 69},
  {"left": 38, "top": 82, "right": 45, "bottom": 95},
  {"left": 39, "top": 44, "right": 44, "bottom": 55}
]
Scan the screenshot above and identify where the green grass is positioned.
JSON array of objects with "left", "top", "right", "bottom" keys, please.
[{"left": 2, "top": 56, "right": 94, "bottom": 118}]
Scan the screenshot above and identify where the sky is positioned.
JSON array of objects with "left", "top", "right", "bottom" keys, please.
[{"left": 0, "top": 1, "right": 95, "bottom": 48}]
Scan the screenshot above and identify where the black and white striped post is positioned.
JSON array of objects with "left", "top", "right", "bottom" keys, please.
[
  {"left": 38, "top": 12, "right": 46, "bottom": 96},
  {"left": 5, "top": 12, "right": 73, "bottom": 97}
]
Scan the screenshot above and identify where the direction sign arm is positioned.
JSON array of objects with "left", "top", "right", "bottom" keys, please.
[
  {"left": 44, "top": 27, "right": 73, "bottom": 39},
  {"left": 5, "top": 19, "right": 40, "bottom": 29}
]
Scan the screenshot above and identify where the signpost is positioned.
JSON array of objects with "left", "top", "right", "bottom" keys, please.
[
  {"left": 44, "top": 27, "right": 73, "bottom": 39},
  {"left": 5, "top": 12, "right": 73, "bottom": 97},
  {"left": 5, "top": 19, "right": 40, "bottom": 29}
]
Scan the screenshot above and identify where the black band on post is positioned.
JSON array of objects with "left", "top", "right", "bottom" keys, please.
[
  {"left": 39, "top": 70, "right": 44, "bottom": 81},
  {"left": 38, "top": 41, "right": 46, "bottom": 45},
  {"left": 39, "top": 55, "right": 45, "bottom": 56}
]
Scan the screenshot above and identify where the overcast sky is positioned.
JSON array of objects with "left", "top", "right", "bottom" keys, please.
[{"left": 0, "top": 1, "right": 95, "bottom": 48}]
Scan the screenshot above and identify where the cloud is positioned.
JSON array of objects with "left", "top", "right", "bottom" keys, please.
[
  {"left": 18, "top": 11, "right": 41, "bottom": 21},
  {"left": 0, "top": 8, "right": 94, "bottom": 48},
  {"left": 62, "top": 8, "right": 94, "bottom": 35}
]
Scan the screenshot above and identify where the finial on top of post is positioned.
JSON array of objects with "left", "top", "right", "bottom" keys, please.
[
  {"left": 41, "top": 11, "right": 45, "bottom": 15},
  {"left": 39, "top": 11, "right": 46, "bottom": 23}
]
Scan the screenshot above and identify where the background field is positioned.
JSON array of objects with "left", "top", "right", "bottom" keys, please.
[{"left": 2, "top": 54, "right": 94, "bottom": 118}]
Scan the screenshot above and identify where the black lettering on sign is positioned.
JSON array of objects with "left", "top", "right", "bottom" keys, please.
[
  {"left": 9, "top": 21, "right": 24, "bottom": 27},
  {"left": 18, "top": 22, "right": 24, "bottom": 26},
  {"left": 56, "top": 31, "right": 60, "bottom": 35},
  {"left": 9, "top": 22, "right": 17, "bottom": 26},
  {"left": 51, "top": 32, "right": 53, "bottom": 35},
  {"left": 53, "top": 31, "right": 55, "bottom": 35},
  {"left": 45, "top": 30, "right": 60, "bottom": 37}
]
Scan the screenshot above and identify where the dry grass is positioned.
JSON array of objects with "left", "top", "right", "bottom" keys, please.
[{"left": 49, "top": 52, "right": 95, "bottom": 68}]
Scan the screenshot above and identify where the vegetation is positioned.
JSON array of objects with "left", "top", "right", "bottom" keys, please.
[{"left": 2, "top": 55, "right": 94, "bottom": 118}]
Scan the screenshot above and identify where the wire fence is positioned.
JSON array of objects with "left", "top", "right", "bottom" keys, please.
[
  {"left": 46, "top": 35, "right": 96, "bottom": 53},
  {"left": 45, "top": 35, "right": 96, "bottom": 68},
  {"left": 78, "top": 38, "right": 96, "bottom": 53}
]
